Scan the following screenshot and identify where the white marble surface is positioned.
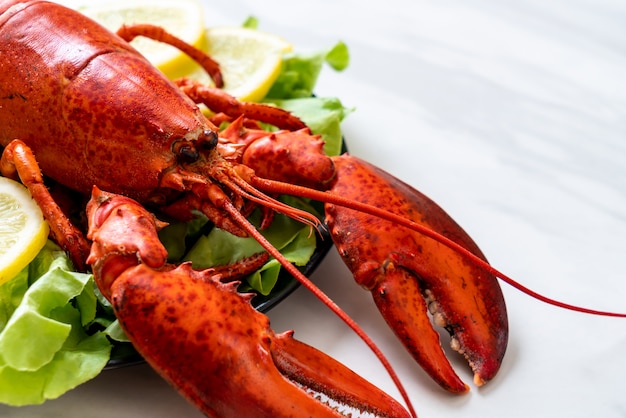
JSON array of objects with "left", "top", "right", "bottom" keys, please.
[{"left": 2, "top": 0, "right": 626, "bottom": 417}]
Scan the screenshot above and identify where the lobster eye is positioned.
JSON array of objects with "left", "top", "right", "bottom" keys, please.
[
  {"left": 198, "top": 129, "right": 218, "bottom": 151},
  {"left": 178, "top": 145, "right": 199, "bottom": 163},
  {"left": 173, "top": 140, "right": 199, "bottom": 163}
]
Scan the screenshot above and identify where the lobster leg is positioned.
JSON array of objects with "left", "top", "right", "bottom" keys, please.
[
  {"left": 116, "top": 24, "right": 224, "bottom": 88},
  {"left": 86, "top": 187, "right": 412, "bottom": 418},
  {"left": 177, "top": 78, "right": 308, "bottom": 131},
  {"left": 0, "top": 139, "right": 90, "bottom": 271}
]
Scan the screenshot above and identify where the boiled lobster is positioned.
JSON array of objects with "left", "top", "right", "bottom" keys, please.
[{"left": 0, "top": 1, "right": 623, "bottom": 417}]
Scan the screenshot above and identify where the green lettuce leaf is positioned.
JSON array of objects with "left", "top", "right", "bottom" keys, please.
[
  {"left": 263, "top": 41, "right": 351, "bottom": 156},
  {"left": 0, "top": 241, "right": 111, "bottom": 406},
  {"left": 241, "top": 16, "right": 259, "bottom": 29},
  {"left": 266, "top": 41, "right": 349, "bottom": 99},
  {"left": 245, "top": 226, "right": 316, "bottom": 295},
  {"left": 175, "top": 196, "right": 319, "bottom": 295}
]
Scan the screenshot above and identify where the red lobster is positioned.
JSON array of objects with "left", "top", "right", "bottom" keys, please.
[{"left": 1, "top": 1, "right": 623, "bottom": 417}]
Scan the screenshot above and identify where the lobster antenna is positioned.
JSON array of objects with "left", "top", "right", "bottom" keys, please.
[
  {"left": 252, "top": 177, "right": 626, "bottom": 318},
  {"left": 221, "top": 175, "right": 322, "bottom": 229},
  {"left": 221, "top": 199, "right": 419, "bottom": 418}
]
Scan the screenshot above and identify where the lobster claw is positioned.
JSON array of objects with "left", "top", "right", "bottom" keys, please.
[
  {"left": 326, "top": 154, "right": 508, "bottom": 393},
  {"left": 86, "top": 187, "right": 410, "bottom": 418},
  {"left": 111, "top": 264, "right": 410, "bottom": 418}
]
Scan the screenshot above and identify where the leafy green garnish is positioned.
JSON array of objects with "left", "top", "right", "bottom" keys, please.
[
  {"left": 265, "top": 40, "right": 351, "bottom": 156},
  {"left": 267, "top": 41, "right": 350, "bottom": 99},
  {"left": 0, "top": 241, "right": 111, "bottom": 406},
  {"left": 158, "top": 196, "right": 319, "bottom": 296},
  {"left": 241, "top": 16, "right": 259, "bottom": 29}
]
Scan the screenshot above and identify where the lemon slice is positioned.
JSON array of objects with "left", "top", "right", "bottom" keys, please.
[
  {"left": 73, "top": 0, "right": 291, "bottom": 101},
  {"left": 196, "top": 27, "right": 293, "bottom": 102},
  {"left": 78, "top": 0, "right": 206, "bottom": 79},
  {"left": 0, "top": 177, "right": 49, "bottom": 285}
]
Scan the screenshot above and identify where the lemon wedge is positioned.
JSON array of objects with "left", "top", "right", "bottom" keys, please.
[
  {"left": 195, "top": 27, "right": 293, "bottom": 102},
  {"left": 78, "top": 0, "right": 206, "bottom": 79},
  {"left": 73, "top": 0, "right": 291, "bottom": 101},
  {"left": 0, "top": 177, "right": 49, "bottom": 285}
]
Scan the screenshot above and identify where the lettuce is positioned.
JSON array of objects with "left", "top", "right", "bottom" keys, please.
[
  {"left": 158, "top": 196, "right": 320, "bottom": 296},
  {"left": 266, "top": 41, "right": 350, "bottom": 99},
  {"left": 0, "top": 241, "right": 111, "bottom": 406},
  {"left": 265, "top": 41, "right": 352, "bottom": 156}
]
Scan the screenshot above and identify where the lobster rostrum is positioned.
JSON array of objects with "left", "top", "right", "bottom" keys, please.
[{"left": 1, "top": 1, "right": 625, "bottom": 417}]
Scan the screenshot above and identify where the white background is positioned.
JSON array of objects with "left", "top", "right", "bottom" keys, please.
[{"left": 2, "top": 0, "right": 625, "bottom": 417}]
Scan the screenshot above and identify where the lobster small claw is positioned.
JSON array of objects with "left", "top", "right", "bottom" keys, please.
[
  {"left": 241, "top": 128, "right": 336, "bottom": 190},
  {"left": 218, "top": 116, "right": 336, "bottom": 190},
  {"left": 326, "top": 154, "right": 508, "bottom": 393},
  {"left": 86, "top": 186, "right": 411, "bottom": 418}
]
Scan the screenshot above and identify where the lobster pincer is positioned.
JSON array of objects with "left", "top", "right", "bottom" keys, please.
[
  {"left": 214, "top": 120, "right": 508, "bottom": 393},
  {"left": 86, "top": 187, "right": 411, "bottom": 418},
  {"left": 325, "top": 155, "right": 508, "bottom": 393}
]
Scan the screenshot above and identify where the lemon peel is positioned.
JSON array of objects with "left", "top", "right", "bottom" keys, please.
[{"left": 0, "top": 177, "right": 49, "bottom": 285}]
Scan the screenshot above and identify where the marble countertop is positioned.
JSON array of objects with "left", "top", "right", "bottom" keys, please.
[{"left": 2, "top": 0, "right": 625, "bottom": 417}]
